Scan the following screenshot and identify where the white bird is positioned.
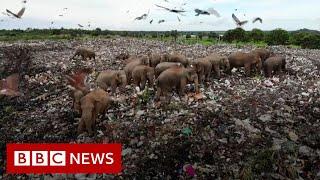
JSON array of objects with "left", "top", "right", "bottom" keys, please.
[{"left": 6, "top": 7, "right": 25, "bottom": 18}]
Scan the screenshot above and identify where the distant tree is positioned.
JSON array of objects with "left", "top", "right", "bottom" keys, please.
[
  {"left": 265, "top": 29, "right": 289, "bottom": 45},
  {"left": 164, "top": 31, "right": 170, "bottom": 38},
  {"left": 186, "top": 34, "right": 191, "bottom": 39},
  {"left": 223, "top": 28, "right": 248, "bottom": 42},
  {"left": 297, "top": 33, "right": 320, "bottom": 49},
  {"left": 208, "top": 32, "right": 219, "bottom": 39},
  {"left": 198, "top": 32, "right": 204, "bottom": 40},
  {"left": 171, "top": 30, "right": 178, "bottom": 42},
  {"left": 249, "top": 29, "right": 265, "bottom": 42},
  {"left": 52, "top": 29, "right": 61, "bottom": 35}
]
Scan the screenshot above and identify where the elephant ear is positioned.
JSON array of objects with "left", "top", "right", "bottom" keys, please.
[
  {"left": 66, "top": 68, "right": 92, "bottom": 91},
  {"left": 115, "top": 72, "right": 122, "bottom": 82}
]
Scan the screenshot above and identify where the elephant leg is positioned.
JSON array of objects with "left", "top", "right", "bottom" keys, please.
[
  {"left": 77, "top": 119, "right": 86, "bottom": 134},
  {"left": 244, "top": 64, "right": 251, "bottom": 76},
  {"left": 213, "top": 65, "right": 220, "bottom": 79},
  {"left": 155, "top": 87, "right": 162, "bottom": 101},
  {"left": 256, "top": 62, "right": 262, "bottom": 75},
  {"left": 111, "top": 80, "right": 117, "bottom": 94},
  {"left": 140, "top": 77, "right": 147, "bottom": 90}
]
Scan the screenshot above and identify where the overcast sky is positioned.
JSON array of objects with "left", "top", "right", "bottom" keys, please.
[{"left": 0, "top": 0, "right": 319, "bottom": 31}]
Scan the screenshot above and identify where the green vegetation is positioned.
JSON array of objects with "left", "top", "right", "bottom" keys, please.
[{"left": 0, "top": 28, "right": 320, "bottom": 49}]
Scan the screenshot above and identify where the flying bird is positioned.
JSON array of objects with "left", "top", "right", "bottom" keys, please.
[
  {"left": 6, "top": 7, "right": 25, "bottom": 18},
  {"left": 232, "top": 13, "right": 248, "bottom": 27},
  {"left": 177, "top": 16, "right": 181, "bottom": 22},
  {"left": 149, "top": 19, "right": 153, "bottom": 24},
  {"left": 135, "top": 13, "right": 148, "bottom": 20},
  {"left": 0, "top": 74, "right": 22, "bottom": 97},
  {"left": 78, "top": 24, "right": 84, "bottom": 28},
  {"left": 253, "top": 17, "right": 263, "bottom": 24},
  {"left": 195, "top": 8, "right": 220, "bottom": 17},
  {"left": 22, "top": 0, "right": 27, "bottom": 3},
  {"left": 158, "top": 19, "right": 165, "bottom": 24},
  {"left": 155, "top": 4, "right": 186, "bottom": 14},
  {"left": 59, "top": 14, "right": 63, "bottom": 17}
]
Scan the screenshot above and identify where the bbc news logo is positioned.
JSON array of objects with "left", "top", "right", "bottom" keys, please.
[{"left": 6, "top": 144, "right": 122, "bottom": 174}]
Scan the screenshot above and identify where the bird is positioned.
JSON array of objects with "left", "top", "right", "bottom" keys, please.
[
  {"left": 158, "top": 19, "right": 165, "bottom": 24},
  {"left": 78, "top": 24, "right": 84, "bottom": 28},
  {"left": 177, "top": 16, "right": 181, "bottom": 22},
  {"left": 59, "top": 14, "right": 63, "bottom": 17},
  {"left": 63, "top": 8, "right": 68, "bottom": 10},
  {"left": 232, "top": 13, "right": 248, "bottom": 27},
  {"left": 51, "top": 21, "right": 54, "bottom": 24},
  {"left": 135, "top": 13, "right": 148, "bottom": 20},
  {"left": 22, "top": 0, "right": 27, "bottom": 3},
  {"left": 195, "top": 8, "right": 220, "bottom": 17},
  {"left": 6, "top": 7, "right": 25, "bottom": 18},
  {"left": 155, "top": 4, "right": 186, "bottom": 14},
  {"left": 149, "top": 19, "right": 153, "bottom": 24},
  {"left": 253, "top": 17, "right": 263, "bottom": 24},
  {"left": 0, "top": 74, "right": 22, "bottom": 97}
]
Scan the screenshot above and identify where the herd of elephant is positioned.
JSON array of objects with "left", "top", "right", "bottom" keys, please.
[{"left": 68, "top": 47, "right": 286, "bottom": 135}]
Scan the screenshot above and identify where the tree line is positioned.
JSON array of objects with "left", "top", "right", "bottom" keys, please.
[{"left": 0, "top": 28, "right": 319, "bottom": 49}]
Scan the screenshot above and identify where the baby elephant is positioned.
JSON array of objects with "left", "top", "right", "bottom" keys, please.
[
  {"left": 162, "top": 53, "right": 189, "bottom": 67},
  {"left": 71, "top": 89, "right": 87, "bottom": 114},
  {"left": 96, "top": 70, "right": 127, "bottom": 94},
  {"left": 263, "top": 56, "right": 286, "bottom": 77},
  {"left": 228, "top": 52, "right": 262, "bottom": 76},
  {"left": 191, "top": 58, "right": 212, "bottom": 83},
  {"left": 124, "top": 56, "right": 149, "bottom": 83},
  {"left": 156, "top": 67, "right": 199, "bottom": 100},
  {"left": 78, "top": 88, "right": 113, "bottom": 136},
  {"left": 155, "top": 62, "right": 183, "bottom": 78},
  {"left": 148, "top": 52, "right": 164, "bottom": 68},
  {"left": 132, "top": 65, "right": 155, "bottom": 90},
  {"left": 71, "top": 48, "right": 96, "bottom": 60},
  {"left": 206, "top": 53, "right": 230, "bottom": 79},
  {"left": 252, "top": 48, "right": 272, "bottom": 63}
]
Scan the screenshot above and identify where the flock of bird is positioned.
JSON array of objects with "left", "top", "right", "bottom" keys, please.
[
  {"left": 133, "top": 1, "right": 263, "bottom": 28},
  {"left": 1, "top": 0, "right": 264, "bottom": 29}
]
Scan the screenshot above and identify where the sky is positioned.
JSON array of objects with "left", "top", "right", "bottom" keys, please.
[{"left": 0, "top": 0, "right": 319, "bottom": 31}]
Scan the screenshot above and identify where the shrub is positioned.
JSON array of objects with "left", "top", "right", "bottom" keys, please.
[
  {"left": 249, "top": 29, "right": 265, "bottom": 42},
  {"left": 290, "top": 32, "right": 307, "bottom": 45},
  {"left": 208, "top": 32, "right": 219, "bottom": 39},
  {"left": 186, "top": 34, "right": 191, "bottom": 39},
  {"left": 291, "top": 32, "right": 320, "bottom": 49},
  {"left": 300, "top": 34, "right": 320, "bottom": 49},
  {"left": 223, "top": 28, "right": 248, "bottom": 42},
  {"left": 265, "top": 29, "right": 289, "bottom": 45}
]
